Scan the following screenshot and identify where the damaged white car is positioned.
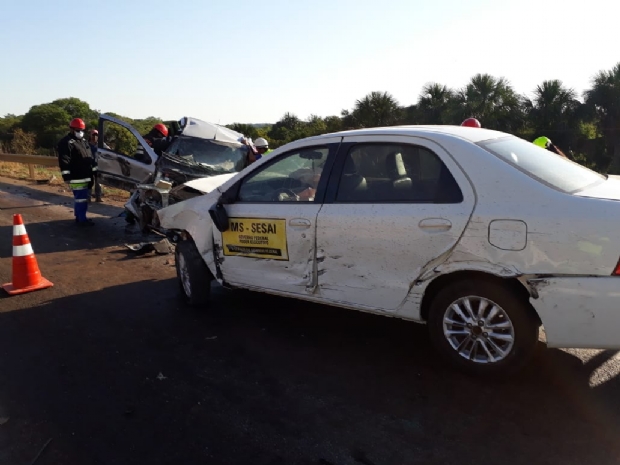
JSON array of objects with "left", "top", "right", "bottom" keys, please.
[
  {"left": 156, "top": 125, "right": 620, "bottom": 376},
  {"left": 96, "top": 114, "right": 251, "bottom": 232}
]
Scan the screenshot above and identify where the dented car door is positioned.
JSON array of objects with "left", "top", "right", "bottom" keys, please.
[
  {"left": 212, "top": 142, "right": 339, "bottom": 295},
  {"left": 315, "top": 135, "right": 475, "bottom": 312},
  {"left": 96, "top": 114, "right": 157, "bottom": 192}
]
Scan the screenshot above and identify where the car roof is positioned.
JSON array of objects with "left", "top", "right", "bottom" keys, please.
[
  {"left": 296, "top": 125, "right": 510, "bottom": 145},
  {"left": 179, "top": 117, "right": 244, "bottom": 144}
]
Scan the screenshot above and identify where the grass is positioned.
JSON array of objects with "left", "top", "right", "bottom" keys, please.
[{"left": 0, "top": 161, "right": 130, "bottom": 201}]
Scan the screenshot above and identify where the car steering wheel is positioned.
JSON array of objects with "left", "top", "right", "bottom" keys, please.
[{"left": 272, "top": 188, "right": 299, "bottom": 202}]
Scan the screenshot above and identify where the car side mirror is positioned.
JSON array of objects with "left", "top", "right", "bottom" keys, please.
[{"left": 209, "top": 201, "right": 229, "bottom": 232}]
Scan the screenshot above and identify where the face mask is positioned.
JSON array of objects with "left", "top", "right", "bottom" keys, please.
[{"left": 74, "top": 130, "right": 84, "bottom": 139}]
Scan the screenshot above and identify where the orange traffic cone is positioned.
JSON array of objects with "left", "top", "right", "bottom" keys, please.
[{"left": 2, "top": 213, "right": 54, "bottom": 295}]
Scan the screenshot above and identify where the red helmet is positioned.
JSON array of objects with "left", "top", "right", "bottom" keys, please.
[
  {"left": 153, "top": 123, "right": 168, "bottom": 137},
  {"left": 70, "top": 118, "right": 86, "bottom": 130},
  {"left": 461, "top": 117, "right": 481, "bottom": 128}
]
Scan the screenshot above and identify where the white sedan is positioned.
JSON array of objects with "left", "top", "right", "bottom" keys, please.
[{"left": 156, "top": 125, "right": 620, "bottom": 376}]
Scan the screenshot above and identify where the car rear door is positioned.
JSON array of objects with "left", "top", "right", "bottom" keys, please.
[
  {"left": 96, "top": 115, "right": 157, "bottom": 192},
  {"left": 315, "top": 135, "right": 475, "bottom": 312},
  {"left": 212, "top": 140, "right": 340, "bottom": 295}
]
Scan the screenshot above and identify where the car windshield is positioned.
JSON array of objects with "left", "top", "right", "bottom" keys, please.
[
  {"left": 165, "top": 136, "right": 246, "bottom": 174},
  {"left": 478, "top": 136, "right": 605, "bottom": 194}
]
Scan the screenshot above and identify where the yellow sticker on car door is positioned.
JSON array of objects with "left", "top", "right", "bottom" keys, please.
[{"left": 222, "top": 218, "right": 289, "bottom": 260}]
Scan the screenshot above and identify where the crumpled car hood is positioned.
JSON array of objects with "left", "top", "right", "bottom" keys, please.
[{"left": 183, "top": 173, "right": 238, "bottom": 194}]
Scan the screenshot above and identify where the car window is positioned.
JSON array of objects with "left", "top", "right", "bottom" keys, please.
[
  {"left": 102, "top": 120, "right": 150, "bottom": 164},
  {"left": 237, "top": 147, "right": 329, "bottom": 202},
  {"left": 165, "top": 136, "right": 246, "bottom": 174},
  {"left": 478, "top": 136, "right": 605, "bottom": 194},
  {"left": 335, "top": 143, "right": 463, "bottom": 203}
]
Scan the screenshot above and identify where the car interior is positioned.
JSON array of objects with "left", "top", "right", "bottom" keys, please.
[{"left": 336, "top": 145, "right": 463, "bottom": 203}]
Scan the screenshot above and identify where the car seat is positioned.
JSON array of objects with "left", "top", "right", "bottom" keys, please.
[
  {"left": 337, "top": 158, "right": 367, "bottom": 201},
  {"left": 385, "top": 152, "right": 412, "bottom": 196}
]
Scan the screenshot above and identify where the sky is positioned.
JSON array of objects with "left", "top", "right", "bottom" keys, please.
[{"left": 0, "top": 0, "right": 618, "bottom": 125}]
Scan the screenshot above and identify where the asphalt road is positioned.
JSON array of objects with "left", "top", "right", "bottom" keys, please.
[{"left": 1, "top": 177, "right": 620, "bottom": 465}]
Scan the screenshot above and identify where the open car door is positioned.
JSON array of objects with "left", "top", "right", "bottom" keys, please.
[{"left": 96, "top": 114, "right": 158, "bottom": 192}]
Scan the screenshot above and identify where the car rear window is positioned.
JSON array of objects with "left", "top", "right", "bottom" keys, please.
[{"left": 478, "top": 136, "right": 605, "bottom": 194}]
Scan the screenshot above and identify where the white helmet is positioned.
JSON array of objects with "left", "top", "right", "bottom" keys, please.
[{"left": 254, "top": 137, "right": 269, "bottom": 148}]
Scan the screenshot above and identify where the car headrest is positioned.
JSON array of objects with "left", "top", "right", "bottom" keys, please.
[{"left": 385, "top": 151, "right": 408, "bottom": 178}]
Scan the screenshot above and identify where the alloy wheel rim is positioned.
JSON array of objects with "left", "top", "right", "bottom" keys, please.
[{"left": 442, "top": 296, "right": 515, "bottom": 364}]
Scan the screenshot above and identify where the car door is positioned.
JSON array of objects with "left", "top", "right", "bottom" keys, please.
[
  {"left": 212, "top": 139, "right": 340, "bottom": 295},
  {"left": 96, "top": 114, "right": 157, "bottom": 192},
  {"left": 315, "top": 135, "right": 475, "bottom": 312}
]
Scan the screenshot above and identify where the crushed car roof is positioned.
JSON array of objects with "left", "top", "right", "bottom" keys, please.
[{"left": 180, "top": 117, "right": 244, "bottom": 145}]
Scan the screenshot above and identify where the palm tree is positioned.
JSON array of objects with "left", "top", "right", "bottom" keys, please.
[
  {"left": 524, "top": 80, "right": 581, "bottom": 149},
  {"left": 416, "top": 83, "right": 456, "bottom": 124},
  {"left": 457, "top": 74, "right": 524, "bottom": 131},
  {"left": 584, "top": 62, "right": 620, "bottom": 173},
  {"left": 352, "top": 91, "right": 402, "bottom": 128}
]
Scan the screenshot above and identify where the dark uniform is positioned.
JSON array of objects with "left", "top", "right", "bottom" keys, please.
[
  {"left": 135, "top": 131, "right": 170, "bottom": 163},
  {"left": 57, "top": 132, "right": 97, "bottom": 224}
]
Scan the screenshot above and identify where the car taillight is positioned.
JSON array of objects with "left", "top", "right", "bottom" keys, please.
[{"left": 613, "top": 258, "right": 620, "bottom": 276}]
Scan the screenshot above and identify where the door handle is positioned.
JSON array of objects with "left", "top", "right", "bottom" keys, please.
[
  {"left": 289, "top": 218, "right": 311, "bottom": 228},
  {"left": 419, "top": 218, "right": 452, "bottom": 232}
]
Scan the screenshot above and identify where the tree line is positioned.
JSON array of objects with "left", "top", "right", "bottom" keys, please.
[{"left": 1, "top": 61, "right": 619, "bottom": 172}]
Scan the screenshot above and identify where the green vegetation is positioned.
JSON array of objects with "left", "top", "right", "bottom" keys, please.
[{"left": 2, "top": 62, "right": 620, "bottom": 173}]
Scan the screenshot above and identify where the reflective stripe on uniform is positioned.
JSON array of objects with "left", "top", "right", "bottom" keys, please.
[
  {"left": 92, "top": 167, "right": 98, "bottom": 171},
  {"left": 75, "top": 198, "right": 88, "bottom": 203},
  {"left": 69, "top": 184, "right": 89, "bottom": 190},
  {"left": 13, "top": 224, "right": 27, "bottom": 236},
  {"left": 61, "top": 170, "right": 70, "bottom": 175},
  {"left": 70, "top": 178, "right": 91, "bottom": 183},
  {"left": 13, "top": 243, "right": 34, "bottom": 257}
]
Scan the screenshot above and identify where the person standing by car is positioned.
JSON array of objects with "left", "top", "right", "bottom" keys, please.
[
  {"left": 135, "top": 123, "right": 170, "bottom": 162},
  {"left": 240, "top": 137, "right": 271, "bottom": 166},
  {"left": 461, "top": 118, "right": 482, "bottom": 128},
  {"left": 533, "top": 136, "right": 571, "bottom": 159},
  {"left": 57, "top": 118, "right": 97, "bottom": 226},
  {"left": 253, "top": 137, "right": 273, "bottom": 159},
  {"left": 88, "top": 129, "right": 103, "bottom": 202}
]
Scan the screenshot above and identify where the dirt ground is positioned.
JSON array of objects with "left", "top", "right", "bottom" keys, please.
[{"left": 2, "top": 176, "right": 620, "bottom": 465}]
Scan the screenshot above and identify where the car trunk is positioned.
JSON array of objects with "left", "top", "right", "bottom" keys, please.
[{"left": 574, "top": 176, "right": 620, "bottom": 201}]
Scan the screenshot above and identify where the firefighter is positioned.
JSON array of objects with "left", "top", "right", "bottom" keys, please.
[
  {"left": 57, "top": 118, "right": 97, "bottom": 226},
  {"left": 461, "top": 117, "right": 482, "bottom": 128},
  {"left": 136, "top": 123, "right": 170, "bottom": 162}
]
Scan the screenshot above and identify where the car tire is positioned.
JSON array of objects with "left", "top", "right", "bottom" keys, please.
[
  {"left": 175, "top": 239, "right": 212, "bottom": 308},
  {"left": 427, "top": 278, "right": 539, "bottom": 377}
]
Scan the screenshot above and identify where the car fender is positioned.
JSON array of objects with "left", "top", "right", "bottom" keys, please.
[{"left": 158, "top": 194, "right": 219, "bottom": 277}]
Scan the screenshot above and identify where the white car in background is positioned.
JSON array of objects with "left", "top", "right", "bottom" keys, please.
[{"left": 156, "top": 125, "right": 620, "bottom": 376}]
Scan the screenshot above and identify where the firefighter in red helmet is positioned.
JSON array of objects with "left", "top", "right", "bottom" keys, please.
[
  {"left": 56, "top": 118, "right": 97, "bottom": 226},
  {"left": 461, "top": 117, "right": 482, "bottom": 128},
  {"left": 135, "top": 123, "right": 170, "bottom": 162}
]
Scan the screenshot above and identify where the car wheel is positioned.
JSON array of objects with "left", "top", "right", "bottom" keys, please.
[
  {"left": 175, "top": 240, "right": 212, "bottom": 308},
  {"left": 428, "top": 279, "right": 538, "bottom": 377}
]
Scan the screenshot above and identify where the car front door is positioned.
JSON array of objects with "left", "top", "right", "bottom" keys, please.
[
  {"left": 315, "top": 135, "right": 475, "bottom": 312},
  {"left": 96, "top": 115, "right": 157, "bottom": 191},
  {"left": 212, "top": 139, "right": 340, "bottom": 295}
]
